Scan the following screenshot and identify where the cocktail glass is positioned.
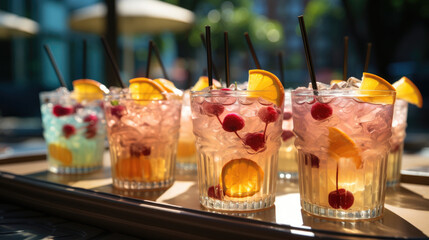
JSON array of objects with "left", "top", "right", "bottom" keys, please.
[
  {"left": 40, "top": 87, "right": 106, "bottom": 174},
  {"left": 191, "top": 89, "right": 283, "bottom": 211},
  {"left": 292, "top": 88, "right": 395, "bottom": 220},
  {"left": 278, "top": 90, "right": 298, "bottom": 180},
  {"left": 104, "top": 88, "right": 182, "bottom": 190},
  {"left": 176, "top": 90, "right": 197, "bottom": 171},
  {"left": 386, "top": 99, "right": 408, "bottom": 187}
]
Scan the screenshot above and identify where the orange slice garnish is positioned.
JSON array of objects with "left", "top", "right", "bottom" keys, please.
[
  {"left": 247, "top": 69, "right": 284, "bottom": 106},
  {"left": 48, "top": 143, "right": 72, "bottom": 166},
  {"left": 358, "top": 72, "right": 396, "bottom": 104},
  {"left": 115, "top": 156, "right": 152, "bottom": 181},
  {"left": 129, "top": 77, "right": 166, "bottom": 100},
  {"left": 154, "top": 78, "right": 183, "bottom": 96},
  {"left": 191, "top": 76, "right": 221, "bottom": 91},
  {"left": 221, "top": 158, "right": 264, "bottom": 198},
  {"left": 328, "top": 127, "right": 362, "bottom": 169},
  {"left": 392, "top": 76, "right": 423, "bottom": 108},
  {"left": 72, "top": 79, "right": 109, "bottom": 102}
]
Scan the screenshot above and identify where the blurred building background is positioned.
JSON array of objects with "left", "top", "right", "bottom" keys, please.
[{"left": 0, "top": 0, "right": 428, "bottom": 149}]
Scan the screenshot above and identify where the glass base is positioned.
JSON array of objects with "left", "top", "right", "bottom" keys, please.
[
  {"left": 386, "top": 143, "right": 404, "bottom": 187},
  {"left": 301, "top": 200, "right": 384, "bottom": 220},
  {"left": 113, "top": 177, "right": 174, "bottom": 190},
  {"left": 200, "top": 194, "right": 275, "bottom": 212},
  {"left": 278, "top": 171, "right": 298, "bottom": 180},
  {"left": 49, "top": 165, "right": 102, "bottom": 174}
]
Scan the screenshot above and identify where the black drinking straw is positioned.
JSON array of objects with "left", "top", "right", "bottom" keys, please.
[
  {"left": 205, "top": 26, "right": 213, "bottom": 88},
  {"left": 83, "top": 39, "right": 87, "bottom": 79},
  {"left": 43, "top": 44, "right": 67, "bottom": 88},
  {"left": 343, "top": 36, "right": 349, "bottom": 81},
  {"left": 224, "top": 32, "right": 230, "bottom": 87},
  {"left": 364, "top": 42, "right": 372, "bottom": 72},
  {"left": 244, "top": 32, "right": 261, "bottom": 69},
  {"left": 146, "top": 40, "right": 153, "bottom": 78},
  {"left": 152, "top": 42, "right": 169, "bottom": 80},
  {"left": 200, "top": 33, "right": 220, "bottom": 81},
  {"left": 100, "top": 37, "right": 125, "bottom": 88},
  {"left": 278, "top": 51, "right": 285, "bottom": 86},
  {"left": 298, "top": 15, "right": 317, "bottom": 91}
]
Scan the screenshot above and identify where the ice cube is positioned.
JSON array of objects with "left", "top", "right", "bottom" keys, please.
[{"left": 346, "top": 77, "right": 361, "bottom": 88}]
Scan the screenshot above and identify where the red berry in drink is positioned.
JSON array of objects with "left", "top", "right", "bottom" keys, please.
[
  {"left": 53, "top": 105, "right": 74, "bottom": 117},
  {"left": 85, "top": 125, "right": 97, "bottom": 139},
  {"left": 222, "top": 113, "right": 245, "bottom": 132},
  {"left": 283, "top": 111, "right": 292, "bottom": 120},
  {"left": 310, "top": 154, "right": 320, "bottom": 168},
  {"left": 111, "top": 105, "right": 126, "bottom": 119},
  {"left": 130, "top": 143, "right": 151, "bottom": 157},
  {"left": 62, "top": 124, "right": 76, "bottom": 138},
  {"left": 73, "top": 103, "right": 83, "bottom": 113},
  {"left": 281, "top": 130, "right": 294, "bottom": 141},
  {"left": 84, "top": 114, "right": 98, "bottom": 125},
  {"left": 202, "top": 101, "right": 224, "bottom": 116},
  {"left": 328, "top": 188, "right": 354, "bottom": 210},
  {"left": 207, "top": 184, "right": 222, "bottom": 200},
  {"left": 311, "top": 102, "right": 332, "bottom": 120},
  {"left": 243, "top": 132, "right": 266, "bottom": 151},
  {"left": 258, "top": 106, "right": 279, "bottom": 123}
]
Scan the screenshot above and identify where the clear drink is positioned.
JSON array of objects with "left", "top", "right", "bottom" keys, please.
[
  {"left": 278, "top": 90, "right": 298, "bottom": 180},
  {"left": 40, "top": 87, "right": 106, "bottom": 174},
  {"left": 104, "top": 88, "right": 181, "bottom": 190},
  {"left": 386, "top": 99, "right": 408, "bottom": 187},
  {"left": 292, "top": 88, "right": 395, "bottom": 220},
  {"left": 191, "top": 89, "right": 283, "bottom": 211},
  {"left": 176, "top": 91, "right": 197, "bottom": 171}
]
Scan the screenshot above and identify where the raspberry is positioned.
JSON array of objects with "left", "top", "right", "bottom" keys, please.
[
  {"left": 130, "top": 143, "right": 151, "bottom": 157},
  {"left": 111, "top": 105, "right": 126, "bottom": 119},
  {"left": 62, "top": 124, "right": 76, "bottom": 138},
  {"left": 222, "top": 113, "right": 245, "bottom": 132},
  {"left": 84, "top": 114, "right": 98, "bottom": 125},
  {"left": 202, "top": 101, "right": 224, "bottom": 116},
  {"left": 281, "top": 130, "right": 294, "bottom": 141},
  {"left": 207, "top": 184, "right": 222, "bottom": 200},
  {"left": 53, "top": 105, "right": 74, "bottom": 117},
  {"left": 283, "top": 111, "right": 292, "bottom": 120},
  {"left": 328, "top": 188, "right": 354, "bottom": 210},
  {"left": 311, "top": 102, "right": 332, "bottom": 120},
  {"left": 243, "top": 132, "right": 266, "bottom": 151},
  {"left": 258, "top": 106, "right": 279, "bottom": 123}
]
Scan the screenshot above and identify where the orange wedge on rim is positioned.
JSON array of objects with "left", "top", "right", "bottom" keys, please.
[
  {"left": 392, "top": 76, "right": 423, "bottom": 108},
  {"left": 247, "top": 69, "right": 284, "bottom": 106},
  {"left": 191, "top": 76, "right": 221, "bottom": 91},
  {"left": 72, "top": 79, "right": 109, "bottom": 102},
  {"left": 154, "top": 78, "right": 183, "bottom": 96},
  {"left": 129, "top": 77, "right": 166, "bottom": 101},
  {"left": 358, "top": 72, "right": 396, "bottom": 104},
  {"left": 221, "top": 158, "right": 264, "bottom": 198},
  {"left": 328, "top": 127, "right": 362, "bottom": 169}
]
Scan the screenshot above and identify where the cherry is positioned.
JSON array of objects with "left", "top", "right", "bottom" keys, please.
[
  {"left": 283, "top": 111, "right": 293, "bottom": 120},
  {"left": 328, "top": 188, "right": 354, "bottom": 210},
  {"left": 85, "top": 125, "right": 97, "bottom": 139},
  {"left": 243, "top": 132, "right": 266, "bottom": 151},
  {"left": 310, "top": 102, "right": 332, "bottom": 120},
  {"left": 53, "top": 105, "right": 74, "bottom": 117},
  {"left": 222, "top": 113, "right": 245, "bottom": 132},
  {"left": 130, "top": 143, "right": 151, "bottom": 157},
  {"left": 258, "top": 106, "right": 279, "bottom": 123},
  {"left": 202, "top": 101, "right": 224, "bottom": 116},
  {"left": 208, "top": 184, "right": 222, "bottom": 200},
  {"left": 281, "top": 130, "right": 294, "bottom": 141},
  {"left": 62, "top": 124, "right": 76, "bottom": 138},
  {"left": 304, "top": 154, "right": 319, "bottom": 168},
  {"left": 111, "top": 105, "right": 126, "bottom": 119},
  {"left": 84, "top": 114, "right": 98, "bottom": 125}
]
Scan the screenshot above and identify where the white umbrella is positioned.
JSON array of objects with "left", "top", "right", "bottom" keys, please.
[
  {"left": 69, "top": 0, "right": 195, "bottom": 35},
  {"left": 0, "top": 10, "right": 39, "bottom": 38}
]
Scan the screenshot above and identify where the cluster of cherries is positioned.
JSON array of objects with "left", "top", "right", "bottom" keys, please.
[
  {"left": 309, "top": 100, "right": 354, "bottom": 210},
  {"left": 52, "top": 104, "right": 98, "bottom": 139}
]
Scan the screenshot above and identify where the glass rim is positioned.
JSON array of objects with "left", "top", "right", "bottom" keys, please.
[
  {"left": 190, "top": 89, "right": 276, "bottom": 96},
  {"left": 291, "top": 88, "right": 396, "bottom": 97},
  {"left": 105, "top": 92, "right": 182, "bottom": 102}
]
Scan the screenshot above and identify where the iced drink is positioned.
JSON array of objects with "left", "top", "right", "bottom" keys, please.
[
  {"left": 176, "top": 91, "right": 197, "bottom": 171},
  {"left": 104, "top": 83, "right": 182, "bottom": 190},
  {"left": 293, "top": 75, "right": 395, "bottom": 220},
  {"left": 40, "top": 82, "right": 107, "bottom": 174},
  {"left": 278, "top": 90, "right": 298, "bottom": 180}
]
